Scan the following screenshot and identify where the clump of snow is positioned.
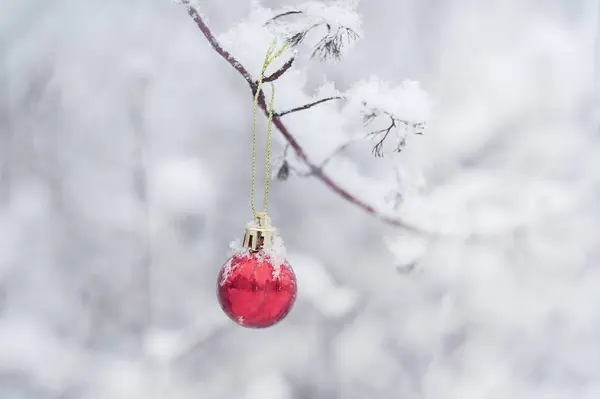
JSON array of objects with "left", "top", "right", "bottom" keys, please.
[
  {"left": 265, "top": 0, "right": 362, "bottom": 61},
  {"left": 314, "top": 79, "right": 343, "bottom": 99},
  {"left": 175, "top": 0, "right": 209, "bottom": 22},
  {"left": 344, "top": 77, "right": 432, "bottom": 122},
  {"left": 269, "top": 1, "right": 363, "bottom": 38},
  {"left": 268, "top": 233, "right": 289, "bottom": 278},
  {"left": 220, "top": 217, "right": 289, "bottom": 284},
  {"left": 228, "top": 236, "right": 246, "bottom": 256},
  {"left": 302, "top": 0, "right": 362, "bottom": 34}
]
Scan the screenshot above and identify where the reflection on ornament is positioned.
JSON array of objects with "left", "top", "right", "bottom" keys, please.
[{"left": 217, "top": 213, "right": 297, "bottom": 328}]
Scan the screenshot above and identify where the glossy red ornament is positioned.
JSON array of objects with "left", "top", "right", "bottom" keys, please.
[{"left": 217, "top": 250, "right": 297, "bottom": 328}]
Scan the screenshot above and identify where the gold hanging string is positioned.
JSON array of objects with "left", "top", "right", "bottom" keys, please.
[{"left": 251, "top": 39, "right": 288, "bottom": 220}]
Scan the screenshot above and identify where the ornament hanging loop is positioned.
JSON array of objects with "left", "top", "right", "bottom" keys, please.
[
  {"left": 251, "top": 39, "right": 288, "bottom": 220},
  {"left": 243, "top": 212, "right": 274, "bottom": 252}
]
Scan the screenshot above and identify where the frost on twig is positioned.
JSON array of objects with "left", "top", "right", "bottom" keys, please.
[
  {"left": 265, "top": 0, "right": 362, "bottom": 61},
  {"left": 364, "top": 108, "right": 426, "bottom": 157},
  {"left": 271, "top": 78, "right": 430, "bottom": 181},
  {"left": 347, "top": 77, "right": 430, "bottom": 158}
]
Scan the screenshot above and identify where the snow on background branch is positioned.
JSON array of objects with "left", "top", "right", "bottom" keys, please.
[{"left": 0, "top": 0, "right": 599, "bottom": 398}]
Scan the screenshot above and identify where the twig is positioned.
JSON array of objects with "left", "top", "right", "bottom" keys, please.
[
  {"left": 182, "top": 2, "right": 429, "bottom": 234},
  {"left": 266, "top": 10, "right": 304, "bottom": 22},
  {"left": 264, "top": 56, "right": 295, "bottom": 82},
  {"left": 275, "top": 96, "right": 344, "bottom": 117},
  {"left": 368, "top": 116, "right": 396, "bottom": 157}
]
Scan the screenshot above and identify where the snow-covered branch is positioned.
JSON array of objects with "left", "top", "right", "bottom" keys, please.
[
  {"left": 182, "top": 0, "right": 253, "bottom": 85},
  {"left": 180, "top": 1, "right": 429, "bottom": 234}
]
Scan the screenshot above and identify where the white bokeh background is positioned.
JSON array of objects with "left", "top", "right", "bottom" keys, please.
[{"left": 1, "top": 0, "right": 600, "bottom": 398}]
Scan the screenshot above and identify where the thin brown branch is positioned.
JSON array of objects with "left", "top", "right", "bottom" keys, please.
[
  {"left": 264, "top": 56, "right": 295, "bottom": 82},
  {"left": 275, "top": 96, "right": 344, "bottom": 117},
  {"left": 368, "top": 116, "right": 396, "bottom": 157},
  {"left": 266, "top": 10, "right": 304, "bottom": 23},
  {"left": 182, "top": 3, "right": 429, "bottom": 234}
]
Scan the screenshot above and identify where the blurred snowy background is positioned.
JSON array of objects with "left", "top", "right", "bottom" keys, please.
[{"left": 1, "top": 0, "right": 600, "bottom": 398}]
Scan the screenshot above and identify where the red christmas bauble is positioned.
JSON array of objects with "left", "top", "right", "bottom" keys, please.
[{"left": 217, "top": 251, "right": 297, "bottom": 328}]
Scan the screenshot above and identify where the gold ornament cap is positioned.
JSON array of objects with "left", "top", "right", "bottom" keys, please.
[{"left": 243, "top": 212, "right": 274, "bottom": 252}]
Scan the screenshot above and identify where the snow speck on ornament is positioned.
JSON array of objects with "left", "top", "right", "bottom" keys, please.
[{"left": 150, "top": 157, "right": 214, "bottom": 214}]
